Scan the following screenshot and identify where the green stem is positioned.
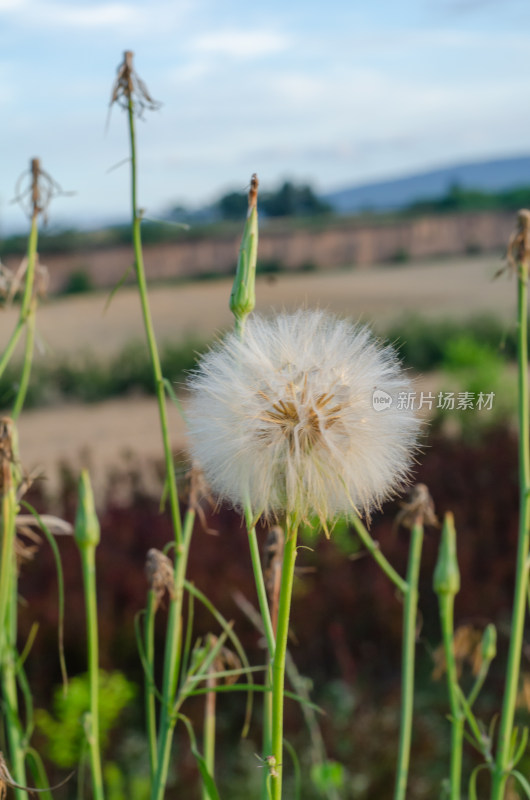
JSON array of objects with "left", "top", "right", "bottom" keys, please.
[
  {"left": 439, "top": 593, "right": 463, "bottom": 800},
  {"left": 491, "top": 264, "right": 530, "bottom": 800},
  {"left": 145, "top": 590, "right": 158, "bottom": 781},
  {"left": 244, "top": 504, "right": 275, "bottom": 659},
  {"left": 261, "top": 660, "right": 273, "bottom": 800},
  {"left": 2, "top": 549, "right": 28, "bottom": 800},
  {"left": 151, "top": 509, "right": 195, "bottom": 800},
  {"left": 12, "top": 300, "right": 36, "bottom": 420},
  {"left": 271, "top": 521, "right": 298, "bottom": 800},
  {"left": 0, "top": 486, "right": 17, "bottom": 651},
  {"left": 0, "top": 214, "right": 38, "bottom": 384},
  {"left": 393, "top": 522, "right": 424, "bottom": 800},
  {"left": 350, "top": 513, "right": 407, "bottom": 595},
  {"left": 79, "top": 545, "right": 104, "bottom": 800},
  {"left": 126, "top": 96, "right": 182, "bottom": 548},
  {"left": 202, "top": 672, "right": 216, "bottom": 800}
]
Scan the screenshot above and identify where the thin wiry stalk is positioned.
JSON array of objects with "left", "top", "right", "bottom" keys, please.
[
  {"left": 151, "top": 509, "right": 195, "bottom": 800},
  {"left": 491, "top": 214, "right": 530, "bottom": 800},
  {"left": 393, "top": 522, "right": 424, "bottom": 800},
  {"left": 2, "top": 516, "right": 28, "bottom": 800},
  {"left": 270, "top": 519, "right": 299, "bottom": 800},
  {"left": 349, "top": 512, "right": 407, "bottom": 595},
  {"left": 202, "top": 668, "right": 216, "bottom": 800},
  {"left": 126, "top": 94, "right": 182, "bottom": 547},
  {"left": 144, "top": 590, "right": 158, "bottom": 780},
  {"left": 439, "top": 592, "right": 463, "bottom": 800},
  {"left": 79, "top": 545, "right": 104, "bottom": 800},
  {"left": 0, "top": 213, "right": 38, "bottom": 384}
]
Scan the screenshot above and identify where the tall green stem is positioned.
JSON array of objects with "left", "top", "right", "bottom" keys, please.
[
  {"left": 270, "top": 521, "right": 298, "bottom": 800},
  {"left": 393, "top": 522, "right": 424, "bottom": 800},
  {"left": 151, "top": 509, "right": 195, "bottom": 800},
  {"left": 144, "top": 590, "right": 158, "bottom": 781},
  {"left": 126, "top": 96, "right": 182, "bottom": 548},
  {"left": 12, "top": 300, "right": 36, "bottom": 421},
  {"left": 244, "top": 505, "right": 275, "bottom": 659},
  {"left": 0, "top": 213, "right": 38, "bottom": 384},
  {"left": 491, "top": 256, "right": 530, "bottom": 799},
  {"left": 79, "top": 545, "right": 104, "bottom": 800},
  {"left": 202, "top": 670, "right": 216, "bottom": 800},
  {"left": 439, "top": 592, "right": 463, "bottom": 800}
]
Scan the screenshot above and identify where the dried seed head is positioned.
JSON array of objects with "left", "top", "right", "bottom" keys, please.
[
  {"left": 12, "top": 158, "right": 72, "bottom": 221},
  {"left": 110, "top": 50, "right": 161, "bottom": 116},
  {"left": 395, "top": 483, "right": 438, "bottom": 530},
  {"left": 145, "top": 548, "right": 175, "bottom": 609},
  {"left": 498, "top": 208, "right": 530, "bottom": 279},
  {"left": 0, "top": 418, "right": 15, "bottom": 494}
]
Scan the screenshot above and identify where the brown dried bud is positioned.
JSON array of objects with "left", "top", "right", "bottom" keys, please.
[
  {"left": 395, "top": 483, "right": 438, "bottom": 530},
  {"left": 145, "top": 548, "right": 175, "bottom": 609}
]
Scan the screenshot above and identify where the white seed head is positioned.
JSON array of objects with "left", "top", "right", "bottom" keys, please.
[{"left": 186, "top": 310, "right": 420, "bottom": 524}]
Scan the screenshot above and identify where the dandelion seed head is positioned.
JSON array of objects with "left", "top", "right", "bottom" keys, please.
[{"left": 186, "top": 310, "right": 420, "bottom": 524}]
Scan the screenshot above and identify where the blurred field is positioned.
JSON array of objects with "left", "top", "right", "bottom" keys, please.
[
  {"left": 0, "top": 254, "right": 512, "bottom": 359},
  {"left": 6, "top": 254, "right": 514, "bottom": 493}
]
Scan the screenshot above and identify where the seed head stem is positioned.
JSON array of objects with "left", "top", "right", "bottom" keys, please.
[{"left": 491, "top": 211, "right": 530, "bottom": 800}]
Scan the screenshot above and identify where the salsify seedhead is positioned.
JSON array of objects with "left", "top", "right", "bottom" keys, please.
[{"left": 186, "top": 309, "right": 420, "bottom": 525}]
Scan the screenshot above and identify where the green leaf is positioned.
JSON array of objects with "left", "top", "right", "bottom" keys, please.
[
  {"left": 512, "top": 770, "right": 530, "bottom": 798},
  {"left": 468, "top": 764, "right": 490, "bottom": 800},
  {"left": 512, "top": 726, "right": 529, "bottom": 768},
  {"left": 103, "top": 263, "right": 134, "bottom": 313},
  {"left": 176, "top": 713, "right": 221, "bottom": 800},
  {"left": 283, "top": 739, "right": 301, "bottom": 800}
]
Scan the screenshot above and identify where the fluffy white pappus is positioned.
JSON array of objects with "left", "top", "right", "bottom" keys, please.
[{"left": 186, "top": 309, "right": 421, "bottom": 525}]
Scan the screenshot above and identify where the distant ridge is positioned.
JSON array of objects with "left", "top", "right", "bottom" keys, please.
[{"left": 324, "top": 155, "right": 530, "bottom": 214}]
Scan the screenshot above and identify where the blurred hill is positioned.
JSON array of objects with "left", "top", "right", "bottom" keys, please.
[{"left": 325, "top": 155, "right": 530, "bottom": 213}]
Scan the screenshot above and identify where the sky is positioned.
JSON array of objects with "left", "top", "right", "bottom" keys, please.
[{"left": 1, "top": 0, "right": 530, "bottom": 232}]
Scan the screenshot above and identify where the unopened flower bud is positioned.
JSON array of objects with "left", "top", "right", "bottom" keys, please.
[
  {"left": 230, "top": 174, "right": 258, "bottom": 330},
  {"left": 481, "top": 623, "right": 497, "bottom": 663},
  {"left": 433, "top": 511, "right": 460, "bottom": 595},
  {"left": 74, "top": 470, "right": 100, "bottom": 548}
]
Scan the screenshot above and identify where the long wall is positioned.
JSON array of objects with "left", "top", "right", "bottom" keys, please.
[{"left": 5, "top": 210, "right": 514, "bottom": 293}]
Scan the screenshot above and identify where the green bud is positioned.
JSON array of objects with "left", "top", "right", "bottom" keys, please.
[
  {"left": 74, "top": 469, "right": 100, "bottom": 548},
  {"left": 481, "top": 623, "right": 497, "bottom": 663},
  {"left": 230, "top": 174, "right": 258, "bottom": 329},
  {"left": 433, "top": 511, "right": 460, "bottom": 595}
]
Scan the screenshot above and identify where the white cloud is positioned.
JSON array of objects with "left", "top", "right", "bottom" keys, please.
[{"left": 190, "top": 28, "right": 290, "bottom": 59}]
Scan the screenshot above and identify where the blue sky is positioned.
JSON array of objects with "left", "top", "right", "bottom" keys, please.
[{"left": 1, "top": 0, "right": 530, "bottom": 232}]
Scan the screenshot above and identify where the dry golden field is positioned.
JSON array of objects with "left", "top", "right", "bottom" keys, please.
[{"left": 4, "top": 255, "right": 512, "bottom": 495}]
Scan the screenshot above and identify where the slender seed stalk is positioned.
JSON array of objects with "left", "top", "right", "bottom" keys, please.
[
  {"left": 1, "top": 481, "right": 28, "bottom": 799},
  {"left": 74, "top": 472, "right": 104, "bottom": 800},
  {"left": 79, "top": 545, "right": 104, "bottom": 800},
  {"left": 151, "top": 509, "right": 195, "bottom": 800},
  {"left": 12, "top": 299, "right": 36, "bottom": 421},
  {"left": 244, "top": 505, "right": 276, "bottom": 659},
  {"left": 0, "top": 213, "right": 39, "bottom": 384},
  {"left": 393, "top": 522, "right": 424, "bottom": 800},
  {"left": 202, "top": 667, "right": 216, "bottom": 800},
  {"left": 126, "top": 94, "right": 182, "bottom": 548},
  {"left": 144, "top": 590, "right": 158, "bottom": 780},
  {"left": 492, "top": 217, "right": 530, "bottom": 800},
  {"left": 350, "top": 513, "right": 408, "bottom": 595},
  {"left": 439, "top": 593, "right": 463, "bottom": 800},
  {"left": 270, "top": 520, "right": 298, "bottom": 800}
]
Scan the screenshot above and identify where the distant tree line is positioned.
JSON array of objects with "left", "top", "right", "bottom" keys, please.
[
  {"left": 216, "top": 180, "right": 332, "bottom": 220},
  {"left": 407, "top": 182, "right": 530, "bottom": 214}
]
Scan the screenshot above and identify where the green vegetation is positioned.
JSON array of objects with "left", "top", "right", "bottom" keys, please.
[
  {"left": 0, "top": 315, "right": 519, "bottom": 412},
  {"left": 407, "top": 182, "right": 530, "bottom": 215}
]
